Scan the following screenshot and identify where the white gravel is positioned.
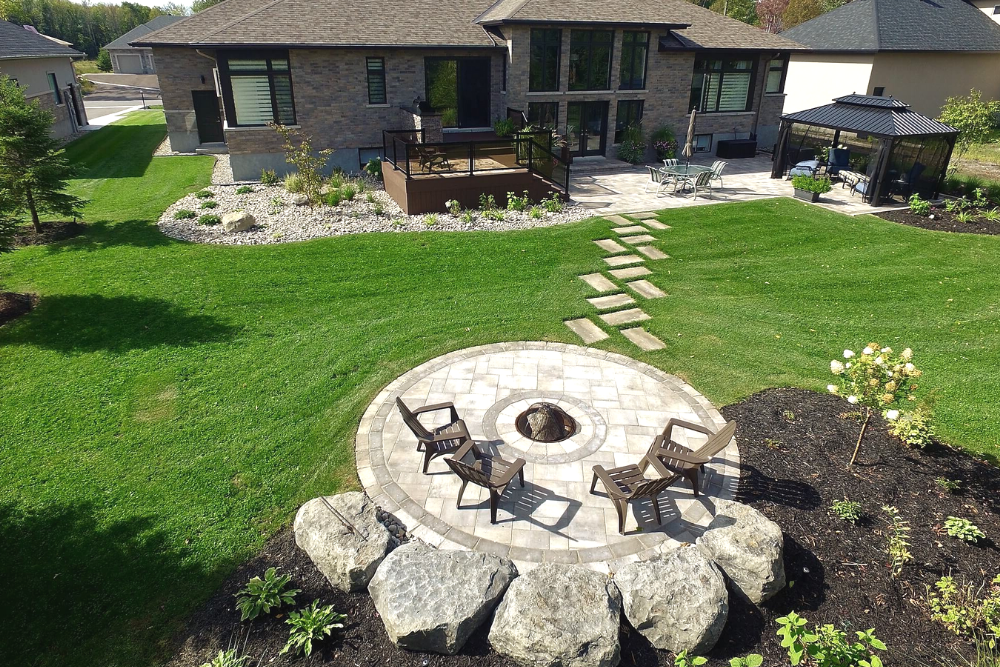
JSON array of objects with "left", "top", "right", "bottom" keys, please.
[{"left": 157, "top": 181, "right": 592, "bottom": 245}]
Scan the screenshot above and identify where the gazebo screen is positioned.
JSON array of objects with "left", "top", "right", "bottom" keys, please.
[{"left": 886, "top": 136, "right": 953, "bottom": 200}]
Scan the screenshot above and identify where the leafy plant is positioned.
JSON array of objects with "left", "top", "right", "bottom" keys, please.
[
  {"left": 195, "top": 189, "right": 214, "bottom": 199},
  {"left": 529, "top": 205, "right": 543, "bottom": 219},
  {"left": 326, "top": 191, "right": 342, "bottom": 207},
  {"left": 272, "top": 123, "right": 334, "bottom": 205},
  {"left": 764, "top": 438, "right": 782, "bottom": 450},
  {"left": 888, "top": 407, "right": 934, "bottom": 448},
  {"left": 96, "top": 49, "right": 113, "bottom": 73},
  {"left": 445, "top": 199, "right": 461, "bottom": 215},
  {"left": 729, "top": 655, "right": 763, "bottom": 667},
  {"left": 936, "top": 477, "right": 962, "bottom": 494},
  {"left": 617, "top": 123, "right": 647, "bottom": 165},
  {"left": 235, "top": 185, "right": 253, "bottom": 194},
  {"left": 365, "top": 157, "right": 383, "bottom": 181},
  {"left": 281, "top": 600, "right": 347, "bottom": 657},
  {"left": 938, "top": 89, "right": 1000, "bottom": 158},
  {"left": 674, "top": 650, "right": 708, "bottom": 667},
  {"left": 200, "top": 200, "right": 218, "bottom": 209},
  {"left": 373, "top": 202, "right": 384, "bottom": 216},
  {"left": 461, "top": 210, "right": 475, "bottom": 224},
  {"left": 945, "top": 197, "right": 971, "bottom": 213},
  {"left": 479, "top": 193, "right": 498, "bottom": 212},
  {"left": 493, "top": 117, "right": 516, "bottom": 137},
  {"left": 983, "top": 208, "right": 1000, "bottom": 223},
  {"left": 831, "top": 499, "right": 863, "bottom": 524},
  {"left": 198, "top": 214, "right": 221, "bottom": 226},
  {"left": 909, "top": 194, "right": 931, "bottom": 216},
  {"left": 651, "top": 125, "right": 678, "bottom": 159},
  {"left": 506, "top": 190, "right": 531, "bottom": 212},
  {"left": 424, "top": 213, "right": 438, "bottom": 227},
  {"left": 883, "top": 505, "right": 912, "bottom": 577},
  {"left": 365, "top": 192, "right": 375, "bottom": 204},
  {"left": 956, "top": 211, "right": 976, "bottom": 224},
  {"left": 945, "top": 517, "right": 986, "bottom": 543},
  {"left": 776, "top": 611, "right": 886, "bottom": 667},
  {"left": 792, "top": 175, "right": 833, "bottom": 194},
  {"left": 174, "top": 209, "right": 196, "bottom": 220},
  {"left": 199, "top": 649, "right": 249, "bottom": 667},
  {"left": 235, "top": 567, "right": 300, "bottom": 621},
  {"left": 927, "top": 575, "right": 1000, "bottom": 639},
  {"left": 340, "top": 184, "right": 357, "bottom": 201},
  {"left": 542, "top": 192, "right": 564, "bottom": 213},
  {"left": 269, "top": 196, "right": 283, "bottom": 211},
  {"left": 483, "top": 207, "right": 506, "bottom": 221},
  {"left": 284, "top": 173, "right": 302, "bottom": 194},
  {"left": 260, "top": 169, "right": 279, "bottom": 186}
]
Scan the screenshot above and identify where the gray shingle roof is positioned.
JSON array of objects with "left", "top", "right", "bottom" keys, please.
[
  {"left": 105, "top": 15, "right": 185, "bottom": 51},
  {"left": 782, "top": 0, "right": 1000, "bottom": 52},
  {"left": 0, "top": 20, "right": 84, "bottom": 60},
  {"left": 782, "top": 94, "right": 959, "bottom": 136}
]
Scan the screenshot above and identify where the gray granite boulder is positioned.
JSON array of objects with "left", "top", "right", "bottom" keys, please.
[
  {"left": 290, "top": 193, "right": 309, "bottom": 205},
  {"left": 489, "top": 564, "right": 622, "bottom": 667},
  {"left": 293, "top": 492, "right": 391, "bottom": 592},
  {"left": 614, "top": 545, "right": 728, "bottom": 654},
  {"left": 697, "top": 499, "right": 786, "bottom": 603},
  {"left": 221, "top": 210, "right": 255, "bottom": 232},
  {"left": 368, "top": 541, "right": 517, "bottom": 654}
]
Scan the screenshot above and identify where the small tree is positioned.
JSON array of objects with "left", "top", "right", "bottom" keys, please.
[
  {"left": 271, "top": 124, "right": 333, "bottom": 205},
  {"left": 782, "top": 0, "right": 824, "bottom": 28},
  {"left": 0, "top": 76, "right": 85, "bottom": 234},
  {"left": 938, "top": 89, "right": 1000, "bottom": 158},
  {"left": 96, "top": 49, "right": 113, "bottom": 72},
  {"left": 708, "top": 0, "right": 759, "bottom": 25}
]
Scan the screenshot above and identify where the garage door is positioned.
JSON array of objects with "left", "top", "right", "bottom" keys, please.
[{"left": 115, "top": 54, "right": 143, "bottom": 74}]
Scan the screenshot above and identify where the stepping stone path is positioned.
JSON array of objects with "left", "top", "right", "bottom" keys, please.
[
  {"left": 564, "top": 318, "right": 609, "bottom": 343},
  {"left": 612, "top": 225, "right": 648, "bottom": 235},
  {"left": 604, "top": 214, "right": 632, "bottom": 226},
  {"left": 631, "top": 211, "right": 658, "bottom": 219},
  {"left": 600, "top": 308, "right": 651, "bottom": 326},
  {"left": 593, "top": 239, "right": 626, "bottom": 253},
  {"left": 603, "top": 254, "right": 643, "bottom": 267},
  {"left": 621, "top": 327, "right": 665, "bottom": 351},
  {"left": 587, "top": 293, "right": 635, "bottom": 310},
  {"left": 620, "top": 234, "right": 656, "bottom": 244},
  {"left": 610, "top": 266, "right": 652, "bottom": 280},
  {"left": 579, "top": 273, "right": 617, "bottom": 292},
  {"left": 642, "top": 219, "right": 671, "bottom": 230},
  {"left": 627, "top": 279, "right": 666, "bottom": 299},
  {"left": 636, "top": 246, "right": 669, "bottom": 260}
]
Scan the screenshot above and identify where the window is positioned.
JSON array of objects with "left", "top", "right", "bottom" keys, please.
[
  {"left": 424, "top": 57, "right": 491, "bottom": 128},
  {"left": 529, "top": 28, "right": 561, "bottom": 92},
  {"left": 873, "top": 86, "right": 885, "bottom": 96},
  {"left": 221, "top": 52, "right": 295, "bottom": 126},
  {"left": 528, "top": 101, "right": 558, "bottom": 129},
  {"left": 47, "top": 72, "right": 61, "bottom": 104},
  {"left": 689, "top": 56, "right": 754, "bottom": 113},
  {"left": 366, "top": 57, "right": 386, "bottom": 104},
  {"left": 425, "top": 58, "right": 458, "bottom": 126},
  {"left": 765, "top": 57, "right": 787, "bottom": 94},
  {"left": 619, "top": 31, "right": 649, "bottom": 90},
  {"left": 993, "top": 4, "right": 1000, "bottom": 13},
  {"left": 568, "top": 30, "right": 613, "bottom": 91},
  {"left": 614, "top": 100, "right": 643, "bottom": 143},
  {"left": 693, "top": 133, "right": 712, "bottom": 153}
]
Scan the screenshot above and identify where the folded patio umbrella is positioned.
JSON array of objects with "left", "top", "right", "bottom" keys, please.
[{"left": 682, "top": 109, "right": 697, "bottom": 166}]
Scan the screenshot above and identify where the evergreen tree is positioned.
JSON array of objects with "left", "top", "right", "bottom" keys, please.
[
  {"left": 96, "top": 49, "right": 112, "bottom": 72},
  {"left": 0, "top": 76, "right": 85, "bottom": 234}
]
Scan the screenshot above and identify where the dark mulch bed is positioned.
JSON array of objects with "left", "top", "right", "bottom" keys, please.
[
  {"left": 0, "top": 292, "right": 38, "bottom": 328},
  {"left": 169, "top": 388, "right": 999, "bottom": 667},
  {"left": 12, "top": 221, "right": 85, "bottom": 246},
  {"left": 876, "top": 207, "right": 1000, "bottom": 235}
]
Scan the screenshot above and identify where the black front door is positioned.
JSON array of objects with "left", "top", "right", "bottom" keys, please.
[
  {"left": 567, "top": 101, "right": 608, "bottom": 157},
  {"left": 458, "top": 58, "right": 491, "bottom": 128},
  {"left": 192, "top": 90, "right": 224, "bottom": 144}
]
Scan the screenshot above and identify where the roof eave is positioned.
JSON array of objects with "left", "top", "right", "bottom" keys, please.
[
  {"left": 477, "top": 18, "right": 693, "bottom": 29},
  {"left": 0, "top": 51, "right": 83, "bottom": 60},
  {"left": 132, "top": 41, "right": 503, "bottom": 50}
]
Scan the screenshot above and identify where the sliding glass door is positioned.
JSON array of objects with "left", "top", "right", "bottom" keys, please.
[
  {"left": 566, "top": 101, "right": 608, "bottom": 156},
  {"left": 425, "top": 57, "right": 491, "bottom": 128}
]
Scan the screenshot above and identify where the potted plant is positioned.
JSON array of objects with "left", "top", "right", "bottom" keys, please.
[
  {"left": 650, "top": 126, "right": 678, "bottom": 161},
  {"left": 791, "top": 175, "right": 833, "bottom": 203}
]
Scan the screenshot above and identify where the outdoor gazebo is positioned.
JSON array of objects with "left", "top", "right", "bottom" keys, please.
[{"left": 771, "top": 95, "right": 959, "bottom": 206}]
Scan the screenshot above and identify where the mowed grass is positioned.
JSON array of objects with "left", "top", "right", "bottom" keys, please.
[{"left": 1, "top": 112, "right": 998, "bottom": 667}]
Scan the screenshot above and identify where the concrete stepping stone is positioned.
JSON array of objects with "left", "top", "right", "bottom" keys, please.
[
  {"left": 610, "top": 266, "right": 652, "bottom": 280},
  {"left": 603, "top": 254, "right": 644, "bottom": 267},
  {"left": 605, "top": 214, "right": 631, "bottom": 226},
  {"left": 642, "top": 220, "right": 671, "bottom": 230},
  {"left": 599, "top": 308, "right": 651, "bottom": 326},
  {"left": 632, "top": 212, "right": 658, "bottom": 219},
  {"left": 620, "top": 234, "right": 657, "bottom": 244},
  {"left": 627, "top": 279, "right": 666, "bottom": 299},
  {"left": 578, "top": 273, "right": 617, "bottom": 292},
  {"left": 621, "top": 327, "right": 666, "bottom": 351},
  {"left": 612, "top": 225, "right": 647, "bottom": 235},
  {"left": 593, "top": 239, "right": 627, "bottom": 253},
  {"left": 565, "top": 318, "right": 609, "bottom": 343},
  {"left": 587, "top": 293, "right": 635, "bottom": 310},
  {"left": 636, "top": 246, "right": 669, "bottom": 260}
]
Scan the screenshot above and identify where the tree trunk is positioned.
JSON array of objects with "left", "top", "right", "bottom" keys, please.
[
  {"left": 26, "top": 187, "right": 41, "bottom": 233},
  {"left": 849, "top": 407, "right": 871, "bottom": 467}
]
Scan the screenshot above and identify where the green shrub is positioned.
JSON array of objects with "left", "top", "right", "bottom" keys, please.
[
  {"left": 888, "top": 407, "right": 934, "bottom": 448},
  {"left": 326, "top": 191, "right": 342, "bottom": 207},
  {"left": 728, "top": 656, "right": 763, "bottom": 667},
  {"left": 791, "top": 175, "right": 832, "bottom": 194},
  {"left": 938, "top": 89, "right": 1000, "bottom": 157},
  {"left": 529, "top": 205, "right": 543, "bottom": 219},
  {"left": 341, "top": 184, "right": 357, "bottom": 201},
  {"left": 199, "top": 649, "right": 248, "bottom": 667},
  {"left": 830, "top": 499, "right": 863, "bottom": 524},
  {"left": 617, "top": 123, "right": 647, "bottom": 165},
  {"left": 506, "top": 190, "right": 531, "bottom": 212},
  {"left": 235, "top": 567, "right": 300, "bottom": 621},
  {"left": 493, "top": 117, "right": 516, "bottom": 137},
  {"left": 365, "top": 192, "right": 375, "bottom": 204},
  {"left": 445, "top": 199, "right": 461, "bottom": 216},
  {"left": 281, "top": 600, "right": 347, "bottom": 656},
  {"left": 983, "top": 208, "right": 1000, "bottom": 222},
  {"left": 198, "top": 214, "right": 221, "bottom": 226},
  {"left": 956, "top": 211, "right": 976, "bottom": 223},
  {"left": 173, "top": 209, "right": 196, "bottom": 220},
  {"left": 424, "top": 213, "right": 438, "bottom": 227},
  {"left": 909, "top": 194, "right": 931, "bottom": 216},
  {"left": 927, "top": 575, "right": 1000, "bottom": 638},
  {"left": 674, "top": 650, "right": 707, "bottom": 667},
  {"left": 373, "top": 202, "right": 384, "bottom": 216},
  {"left": 883, "top": 505, "right": 912, "bottom": 578},
  {"left": 195, "top": 189, "right": 214, "bottom": 199},
  {"left": 945, "top": 517, "right": 986, "bottom": 543},
  {"left": 483, "top": 207, "right": 505, "bottom": 221},
  {"left": 542, "top": 192, "right": 563, "bottom": 213},
  {"left": 651, "top": 126, "right": 678, "bottom": 159},
  {"left": 479, "top": 193, "right": 498, "bottom": 212},
  {"left": 199, "top": 200, "right": 218, "bottom": 209},
  {"left": 261, "top": 169, "right": 279, "bottom": 186},
  {"left": 776, "top": 611, "right": 887, "bottom": 667},
  {"left": 96, "top": 49, "right": 112, "bottom": 73},
  {"left": 284, "top": 173, "right": 303, "bottom": 193},
  {"left": 461, "top": 210, "right": 474, "bottom": 224},
  {"left": 365, "top": 157, "right": 383, "bottom": 180},
  {"left": 273, "top": 124, "right": 333, "bottom": 204},
  {"left": 235, "top": 185, "right": 253, "bottom": 194},
  {"left": 328, "top": 173, "right": 344, "bottom": 189},
  {"left": 936, "top": 477, "right": 962, "bottom": 494}
]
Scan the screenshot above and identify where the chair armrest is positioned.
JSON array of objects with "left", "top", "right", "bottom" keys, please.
[
  {"left": 493, "top": 457, "right": 526, "bottom": 486},
  {"left": 662, "top": 418, "right": 715, "bottom": 440},
  {"left": 591, "top": 465, "right": 622, "bottom": 497},
  {"left": 641, "top": 452, "right": 674, "bottom": 477},
  {"left": 413, "top": 402, "right": 459, "bottom": 421},
  {"left": 431, "top": 420, "right": 471, "bottom": 443},
  {"left": 451, "top": 438, "right": 480, "bottom": 461},
  {"left": 653, "top": 447, "right": 711, "bottom": 465}
]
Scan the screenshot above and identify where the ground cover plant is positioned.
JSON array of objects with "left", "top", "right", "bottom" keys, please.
[{"left": 2, "top": 111, "right": 999, "bottom": 667}]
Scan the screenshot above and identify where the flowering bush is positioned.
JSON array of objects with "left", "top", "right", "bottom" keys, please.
[
  {"left": 650, "top": 126, "right": 678, "bottom": 160},
  {"left": 888, "top": 407, "right": 934, "bottom": 448}
]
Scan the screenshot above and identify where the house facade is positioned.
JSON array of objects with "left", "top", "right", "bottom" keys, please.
[
  {"left": 135, "top": 0, "right": 799, "bottom": 181},
  {"left": 0, "top": 20, "right": 88, "bottom": 139},
  {"left": 104, "top": 15, "right": 185, "bottom": 74},
  {"left": 782, "top": 0, "right": 1000, "bottom": 118}
]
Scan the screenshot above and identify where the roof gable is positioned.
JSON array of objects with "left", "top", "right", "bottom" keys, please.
[
  {"left": 105, "top": 15, "right": 185, "bottom": 50},
  {"left": 782, "top": 94, "right": 959, "bottom": 136},
  {"left": 0, "top": 20, "right": 84, "bottom": 60}
]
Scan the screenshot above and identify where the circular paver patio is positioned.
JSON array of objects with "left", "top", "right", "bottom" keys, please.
[{"left": 355, "top": 342, "right": 739, "bottom": 571}]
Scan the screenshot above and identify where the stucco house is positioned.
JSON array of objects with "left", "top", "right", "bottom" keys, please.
[
  {"left": 104, "top": 15, "right": 184, "bottom": 74},
  {"left": 971, "top": 0, "right": 1000, "bottom": 25},
  {"left": 781, "top": 0, "right": 1000, "bottom": 118},
  {"left": 133, "top": 0, "right": 800, "bottom": 180},
  {"left": 0, "top": 20, "right": 88, "bottom": 138}
]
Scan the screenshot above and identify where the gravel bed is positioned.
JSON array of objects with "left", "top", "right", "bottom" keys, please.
[{"left": 157, "top": 182, "right": 592, "bottom": 245}]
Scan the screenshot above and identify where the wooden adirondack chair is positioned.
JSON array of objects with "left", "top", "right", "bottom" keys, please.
[
  {"left": 396, "top": 397, "right": 472, "bottom": 474},
  {"left": 652, "top": 419, "right": 738, "bottom": 495},
  {"left": 446, "top": 440, "right": 526, "bottom": 524}
]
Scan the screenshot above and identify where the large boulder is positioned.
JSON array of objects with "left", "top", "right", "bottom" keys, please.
[
  {"left": 368, "top": 541, "right": 517, "bottom": 654},
  {"left": 294, "top": 492, "right": 392, "bottom": 592},
  {"left": 697, "top": 499, "right": 786, "bottom": 603},
  {"left": 290, "top": 193, "right": 309, "bottom": 206},
  {"left": 221, "top": 210, "right": 255, "bottom": 232},
  {"left": 614, "top": 545, "right": 728, "bottom": 654},
  {"left": 489, "top": 564, "right": 622, "bottom": 667}
]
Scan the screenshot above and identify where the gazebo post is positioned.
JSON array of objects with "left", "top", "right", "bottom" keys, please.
[
  {"left": 771, "top": 121, "right": 791, "bottom": 179},
  {"left": 870, "top": 137, "right": 894, "bottom": 206}
]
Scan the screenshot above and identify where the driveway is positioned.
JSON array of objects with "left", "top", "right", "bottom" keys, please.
[
  {"left": 82, "top": 77, "right": 161, "bottom": 123},
  {"left": 81, "top": 73, "right": 160, "bottom": 89}
]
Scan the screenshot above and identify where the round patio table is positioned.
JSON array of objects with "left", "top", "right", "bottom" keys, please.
[{"left": 661, "top": 164, "right": 713, "bottom": 194}]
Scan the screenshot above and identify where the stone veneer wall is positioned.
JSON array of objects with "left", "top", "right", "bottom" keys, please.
[{"left": 28, "top": 89, "right": 74, "bottom": 139}]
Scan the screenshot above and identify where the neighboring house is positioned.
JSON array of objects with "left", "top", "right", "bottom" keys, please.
[
  {"left": 104, "top": 15, "right": 184, "bottom": 74},
  {"left": 0, "top": 20, "right": 88, "bottom": 138},
  {"left": 781, "top": 0, "right": 1000, "bottom": 118},
  {"left": 971, "top": 0, "right": 1000, "bottom": 25},
  {"left": 133, "top": 0, "right": 800, "bottom": 180}
]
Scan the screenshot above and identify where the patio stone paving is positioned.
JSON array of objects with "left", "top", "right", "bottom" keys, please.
[
  {"left": 599, "top": 308, "right": 651, "bottom": 325},
  {"left": 619, "top": 234, "right": 656, "bottom": 244},
  {"left": 626, "top": 279, "right": 667, "bottom": 299},
  {"left": 636, "top": 246, "right": 669, "bottom": 260},
  {"left": 593, "top": 239, "right": 627, "bottom": 253},
  {"left": 587, "top": 293, "right": 635, "bottom": 310},
  {"left": 641, "top": 219, "right": 671, "bottom": 229},
  {"left": 620, "top": 327, "right": 666, "bottom": 351},
  {"left": 603, "top": 254, "right": 644, "bottom": 267},
  {"left": 609, "top": 266, "right": 652, "bottom": 279},
  {"left": 356, "top": 342, "right": 739, "bottom": 571},
  {"left": 578, "top": 273, "right": 618, "bottom": 292},
  {"left": 564, "top": 318, "right": 609, "bottom": 343}
]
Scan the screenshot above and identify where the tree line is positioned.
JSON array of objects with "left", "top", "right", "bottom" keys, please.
[{"left": 688, "top": 0, "right": 853, "bottom": 33}]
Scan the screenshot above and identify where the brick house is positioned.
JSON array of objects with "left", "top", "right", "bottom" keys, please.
[{"left": 134, "top": 0, "right": 800, "bottom": 181}]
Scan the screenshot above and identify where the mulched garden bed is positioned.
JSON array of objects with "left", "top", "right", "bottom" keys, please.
[
  {"left": 168, "top": 388, "right": 998, "bottom": 667},
  {"left": 876, "top": 207, "right": 1000, "bottom": 235},
  {"left": 12, "top": 221, "right": 86, "bottom": 246},
  {"left": 0, "top": 292, "right": 38, "bottom": 328}
]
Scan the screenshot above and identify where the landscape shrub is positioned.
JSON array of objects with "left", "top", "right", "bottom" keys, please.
[
  {"left": 235, "top": 185, "right": 253, "bottom": 194},
  {"left": 651, "top": 126, "right": 678, "bottom": 160},
  {"left": 927, "top": 575, "right": 1000, "bottom": 639},
  {"left": 945, "top": 517, "right": 987, "bottom": 543},
  {"left": 173, "top": 209, "right": 196, "bottom": 220},
  {"left": 956, "top": 211, "right": 976, "bottom": 223},
  {"left": 340, "top": 184, "right": 357, "bottom": 201},
  {"left": 281, "top": 600, "right": 346, "bottom": 656},
  {"left": 273, "top": 123, "right": 333, "bottom": 204},
  {"left": 617, "top": 123, "right": 647, "bottom": 165},
  {"left": 529, "top": 205, "right": 544, "bottom": 219},
  {"left": 461, "top": 210, "right": 474, "bottom": 224},
  {"left": 984, "top": 208, "right": 1000, "bottom": 222},
  {"left": 938, "top": 90, "right": 1000, "bottom": 157},
  {"left": 542, "top": 192, "right": 563, "bottom": 213},
  {"left": 373, "top": 202, "right": 384, "bottom": 216},
  {"left": 728, "top": 656, "right": 763, "bottom": 667},
  {"left": 96, "top": 49, "right": 112, "bottom": 73},
  {"left": 445, "top": 199, "right": 461, "bottom": 216},
  {"left": 673, "top": 650, "right": 707, "bottom": 667},
  {"left": 883, "top": 505, "right": 912, "bottom": 578},
  {"left": 791, "top": 175, "right": 832, "bottom": 194},
  {"left": 197, "top": 214, "right": 221, "bottom": 226},
  {"left": 937, "top": 477, "right": 962, "bottom": 494},
  {"left": 424, "top": 213, "right": 438, "bottom": 227},
  {"left": 260, "top": 169, "right": 279, "bottom": 186},
  {"left": 199, "top": 200, "right": 218, "bottom": 209},
  {"left": 776, "top": 611, "right": 887, "bottom": 667},
  {"left": 326, "top": 191, "right": 342, "bottom": 206},
  {"left": 909, "top": 194, "right": 931, "bottom": 216},
  {"left": 194, "top": 189, "right": 214, "bottom": 198},
  {"left": 365, "top": 192, "right": 375, "bottom": 204},
  {"left": 830, "top": 499, "right": 863, "bottom": 524},
  {"left": 888, "top": 407, "right": 934, "bottom": 448},
  {"left": 479, "top": 193, "right": 506, "bottom": 220},
  {"left": 365, "top": 157, "right": 383, "bottom": 181},
  {"left": 199, "top": 649, "right": 248, "bottom": 667},
  {"left": 284, "top": 173, "right": 302, "bottom": 194},
  {"left": 235, "top": 567, "right": 299, "bottom": 621},
  {"left": 493, "top": 117, "right": 516, "bottom": 137},
  {"left": 506, "top": 190, "right": 531, "bottom": 212}
]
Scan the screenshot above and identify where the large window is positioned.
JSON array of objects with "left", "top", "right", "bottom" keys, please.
[
  {"left": 614, "top": 100, "right": 643, "bottom": 143},
  {"left": 568, "top": 30, "right": 613, "bottom": 91},
  {"left": 425, "top": 58, "right": 458, "bottom": 127},
  {"left": 689, "top": 56, "right": 754, "bottom": 113},
  {"left": 528, "top": 102, "right": 558, "bottom": 129},
  {"left": 424, "top": 57, "right": 491, "bottom": 128},
  {"left": 765, "top": 56, "right": 787, "bottom": 94},
  {"left": 221, "top": 52, "right": 295, "bottom": 126},
  {"left": 366, "top": 57, "right": 386, "bottom": 104},
  {"left": 46, "top": 72, "right": 61, "bottom": 104},
  {"left": 529, "top": 28, "right": 561, "bottom": 92},
  {"left": 619, "top": 31, "right": 649, "bottom": 90}
]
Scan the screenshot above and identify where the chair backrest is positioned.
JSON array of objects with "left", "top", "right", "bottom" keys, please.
[
  {"left": 691, "top": 420, "right": 738, "bottom": 461},
  {"left": 444, "top": 457, "right": 492, "bottom": 488},
  {"left": 829, "top": 148, "right": 850, "bottom": 167},
  {"left": 907, "top": 161, "right": 926, "bottom": 184},
  {"left": 711, "top": 160, "right": 727, "bottom": 177},
  {"left": 664, "top": 158, "right": 678, "bottom": 167},
  {"left": 647, "top": 166, "right": 665, "bottom": 183},
  {"left": 695, "top": 170, "right": 713, "bottom": 186},
  {"left": 396, "top": 397, "right": 433, "bottom": 441}
]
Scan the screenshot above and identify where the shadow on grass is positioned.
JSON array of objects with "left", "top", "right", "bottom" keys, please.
[
  {"left": 43, "top": 219, "right": 174, "bottom": 253},
  {"left": 0, "top": 294, "right": 238, "bottom": 352},
  {"left": 64, "top": 122, "right": 163, "bottom": 178}
]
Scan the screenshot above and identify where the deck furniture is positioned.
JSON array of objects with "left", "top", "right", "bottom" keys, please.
[
  {"left": 652, "top": 420, "right": 738, "bottom": 495},
  {"left": 709, "top": 160, "right": 728, "bottom": 188},
  {"left": 788, "top": 159, "right": 820, "bottom": 178},
  {"left": 645, "top": 166, "right": 672, "bottom": 195},
  {"left": 891, "top": 161, "right": 926, "bottom": 198},
  {"left": 716, "top": 138, "right": 757, "bottom": 159},
  {"left": 591, "top": 435, "right": 703, "bottom": 534},
  {"left": 677, "top": 168, "right": 714, "bottom": 199},
  {"left": 446, "top": 440, "right": 526, "bottom": 524},
  {"left": 827, "top": 148, "right": 850, "bottom": 176},
  {"left": 663, "top": 158, "right": 679, "bottom": 168},
  {"left": 396, "top": 397, "right": 472, "bottom": 474},
  {"left": 414, "top": 144, "right": 452, "bottom": 172}
]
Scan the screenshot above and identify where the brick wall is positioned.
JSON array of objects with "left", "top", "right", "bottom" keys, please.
[
  {"left": 154, "top": 47, "right": 219, "bottom": 152},
  {"left": 28, "top": 89, "right": 73, "bottom": 139}
]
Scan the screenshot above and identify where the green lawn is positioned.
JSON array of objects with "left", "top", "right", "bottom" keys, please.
[{"left": 2, "top": 112, "right": 998, "bottom": 667}]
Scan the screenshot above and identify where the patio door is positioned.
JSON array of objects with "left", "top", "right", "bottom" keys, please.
[
  {"left": 567, "top": 101, "right": 608, "bottom": 157},
  {"left": 425, "top": 57, "right": 491, "bottom": 128}
]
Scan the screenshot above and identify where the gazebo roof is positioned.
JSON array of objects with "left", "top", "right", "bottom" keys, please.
[{"left": 781, "top": 95, "right": 958, "bottom": 138}]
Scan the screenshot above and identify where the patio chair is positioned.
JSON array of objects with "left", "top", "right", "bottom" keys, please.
[
  {"left": 591, "top": 435, "right": 706, "bottom": 534},
  {"left": 827, "top": 148, "right": 850, "bottom": 177},
  {"left": 651, "top": 420, "right": 738, "bottom": 496},
  {"left": 788, "top": 159, "right": 820, "bottom": 179},
  {"left": 893, "top": 162, "right": 926, "bottom": 198},
  {"left": 678, "top": 169, "right": 714, "bottom": 200},
  {"left": 644, "top": 166, "right": 673, "bottom": 196},
  {"left": 663, "top": 158, "right": 679, "bottom": 168},
  {"left": 709, "top": 160, "right": 728, "bottom": 188},
  {"left": 396, "top": 397, "right": 472, "bottom": 474},
  {"left": 446, "top": 439, "right": 526, "bottom": 524}
]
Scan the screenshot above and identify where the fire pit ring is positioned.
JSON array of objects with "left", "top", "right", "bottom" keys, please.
[{"left": 515, "top": 402, "right": 578, "bottom": 443}]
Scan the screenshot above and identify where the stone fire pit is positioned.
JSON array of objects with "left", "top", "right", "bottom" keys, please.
[{"left": 516, "top": 402, "right": 578, "bottom": 442}]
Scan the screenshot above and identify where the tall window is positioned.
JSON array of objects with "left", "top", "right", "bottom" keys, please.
[
  {"left": 689, "top": 56, "right": 754, "bottom": 113},
  {"left": 765, "top": 56, "right": 787, "bottom": 94},
  {"left": 614, "top": 100, "right": 643, "bottom": 143},
  {"left": 366, "top": 57, "right": 386, "bottom": 104},
  {"left": 568, "top": 30, "right": 613, "bottom": 91},
  {"left": 425, "top": 58, "right": 458, "bottom": 127},
  {"left": 619, "top": 32, "right": 649, "bottom": 90},
  {"left": 528, "top": 102, "right": 558, "bottom": 129},
  {"left": 222, "top": 52, "right": 295, "bottom": 126},
  {"left": 46, "top": 72, "right": 61, "bottom": 104},
  {"left": 529, "top": 28, "right": 561, "bottom": 92}
]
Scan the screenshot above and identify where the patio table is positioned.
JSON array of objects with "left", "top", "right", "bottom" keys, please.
[{"left": 661, "top": 164, "right": 713, "bottom": 193}]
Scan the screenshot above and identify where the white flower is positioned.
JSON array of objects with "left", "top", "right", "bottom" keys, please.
[
  {"left": 875, "top": 356, "right": 885, "bottom": 366},
  {"left": 830, "top": 360, "right": 845, "bottom": 375},
  {"left": 863, "top": 347, "right": 874, "bottom": 355},
  {"left": 847, "top": 395, "right": 858, "bottom": 404},
  {"left": 845, "top": 362, "right": 852, "bottom": 368},
  {"left": 828, "top": 384, "right": 839, "bottom": 394},
  {"left": 904, "top": 362, "right": 915, "bottom": 373},
  {"left": 901, "top": 348, "right": 913, "bottom": 360},
  {"left": 843, "top": 349, "right": 855, "bottom": 359},
  {"left": 887, "top": 371, "right": 893, "bottom": 377},
  {"left": 886, "top": 409, "right": 900, "bottom": 421},
  {"left": 881, "top": 347, "right": 892, "bottom": 353}
]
